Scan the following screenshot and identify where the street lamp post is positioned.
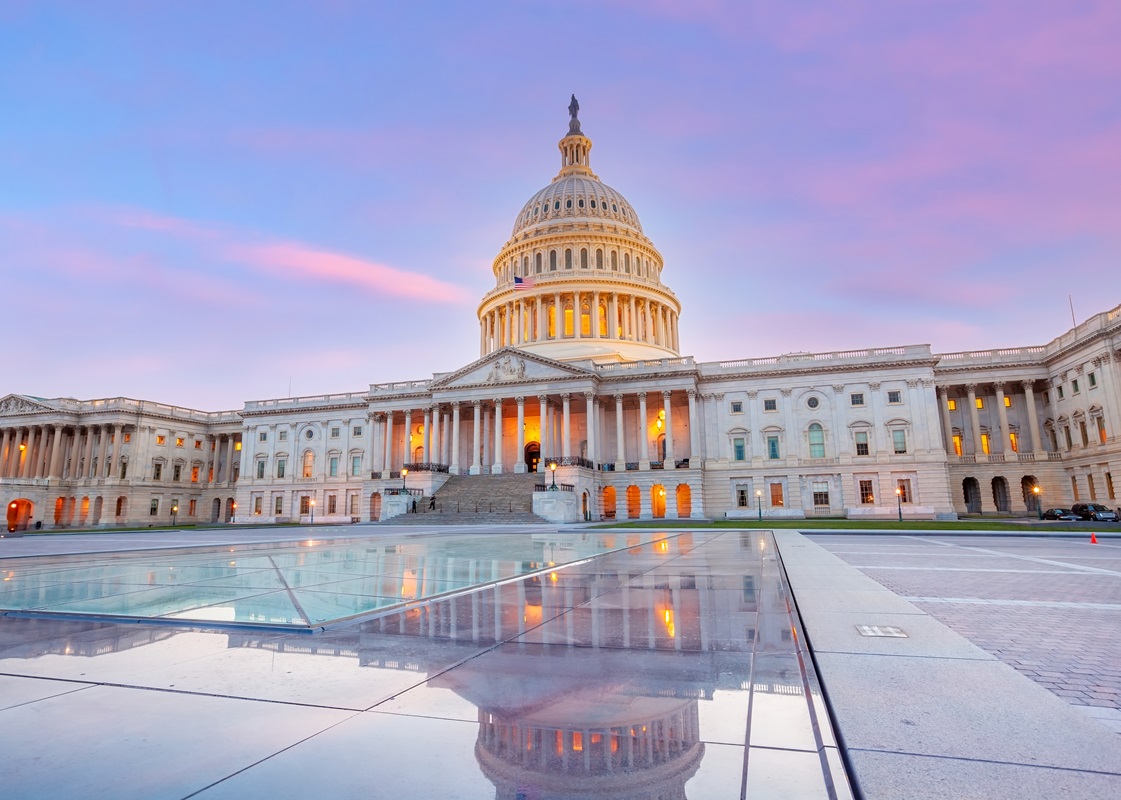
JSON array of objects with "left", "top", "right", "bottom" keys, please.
[
  {"left": 550, "top": 462, "right": 557, "bottom": 490},
  {"left": 230, "top": 502, "right": 236, "bottom": 524},
  {"left": 401, "top": 467, "right": 408, "bottom": 493},
  {"left": 310, "top": 498, "right": 315, "bottom": 525},
  {"left": 171, "top": 504, "right": 178, "bottom": 527},
  {"left": 755, "top": 489, "right": 762, "bottom": 522},
  {"left": 895, "top": 487, "right": 903, "bottom": 522},
  {"left": 1033, "top": 485, "right": 1042, "bottom": 520}
]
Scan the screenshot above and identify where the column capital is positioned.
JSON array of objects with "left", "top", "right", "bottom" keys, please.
[
  {"left": 515, "top": 396, "right": 524, "bottom": 405},
  {"left": 1021, "top": 380, "right": 1036, "bottom": 392},
  {"left": 993, "top": 381, "right": 1006, "bottom": 392},
  {"left": 584, "top": 391, "right": 596, "bottom": 400},
  {"left": 636, "top": 391, "right": 647, "bottom": 401},
  {"left": 560, "top": 393, "right": 570, "bottom": 402},
  {"left": 373, "top": 413, "right": 385, "bottom": 423},
  {"left": 906, "top": 379, "right": 919, "bottom": 389},
  {"left": 686, "top": 389, "right": 696, "bottom": 399},
  {"left": 537, "top": 394, "right": 548, "bottom": 404},
  {"left": 492, "top": 397, "right": 503, "bottom": 407},
  {"left": 833, "top": 384, "right": 845, "bottom": 394},
  {"left": 868, "top": 382, "right": 881, "bottom": 391},
  {"left": 780, "top": 387, "right": 792, "bottom": 397},
  {"left": 472, "top": 399, "right": 482, "bottom": 408},
  {"left": 964, "top": 383, "right": 978, "bottom": 393},
  {"left": 614, "top": 393, "right": 624, "bottom": 402},
  {"left": 661, "top": 390, "right": 671, "bottom": 400},
  {"left": 714, "top": 392, "right": 725, "bottom": 401}
]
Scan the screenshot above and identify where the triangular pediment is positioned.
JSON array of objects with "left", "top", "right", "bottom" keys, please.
[
  {"left": 431, "top": 348, "right": 596, "bottom": 391},
  {"left": 0, "top": 394, "right": 58, "bottom": 416}
]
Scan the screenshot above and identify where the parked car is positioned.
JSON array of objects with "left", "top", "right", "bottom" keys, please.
[
  {"left": 1041, "top": 508, "right": 1082, "bottom": 521},
  {"left": 1070, "top": 503, "right": 1120, "bottom": 522}
]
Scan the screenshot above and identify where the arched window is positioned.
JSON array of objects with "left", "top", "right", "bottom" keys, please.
[
  {"left": 809, "top": 424, "right": 825, "bottom": 458},
  {"left": 535, "top": 253, "right": 542, "bottom": 273},
  {"left": 580, "top": 248, "right": 588, "bottom": 269},
  {"left": 596, "top": 249, "right": 604, "bottom": 269},
  {"left": 565, "top": 249, "right": 572, "bottom": 269},
  {"left": 624, "top": 253, "right": 631, "bottom": 273},
  {"left": 611, "top": 251, "right": 618, "bottom": 270},
  {"left": 549, "top": 251, "right": 557, "bottom": 271},
  {"left": 302, "top": 451, "right": 315, "bottom": 479}
]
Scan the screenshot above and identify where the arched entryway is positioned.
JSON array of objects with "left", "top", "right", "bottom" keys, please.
[
  {"left": 962, "top": 478, "right": 981, "bottom": 513},
  {"left": 582, "top": 491, "right": 590, "bottom": 521},
  {"left": 991, "top": 477, "right": 1010, "bottom": 512},
  {"left": 651, "top": 484, "right": 667, "bottom": 518},
  {"left": 370, "top": 492, "right": 382, "bottom": 521},
  {"left": 225, "top": 497, "right": 236, "bottom": 522},
  {"left": 54, "top": 497, "right": 65, "bottom": 525},
  {"left": 1021, "top": 476, "right": 1040, "bottom": 512},
  {"left": 676, "top": 484, "right": 692, "bottom": 518},
  {"left": 77, "top": 496, "right": 89, "bottom": 527},
  {"left": 211, "top": 497, "right": 222, "bottom": 522},
  {"left": 7, "top": 499, "right": 33, "bottom": 532},
  {"left": 602, "top": 486, "right": 617, "bottom": 519},
  {"left": 115, "top": 496, "right": 128, "bottom": 519},
  {"left": 524, "top": 442, "right": 540, "bottom": 473},
  {"left": 626, "top": 485, "right": 641, "bottom": 519},
  {"left": 91, "top": 496, "right": 103, "bottom": 525}
]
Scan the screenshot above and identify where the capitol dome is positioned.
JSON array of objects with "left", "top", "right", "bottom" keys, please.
[{"left": 478, "top": 97, "right": 682, "bottom": 364}]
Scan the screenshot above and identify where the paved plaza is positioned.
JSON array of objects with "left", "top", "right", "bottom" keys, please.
[{"left": 2, "top": 525, "right": 1120, "bottom": 798}]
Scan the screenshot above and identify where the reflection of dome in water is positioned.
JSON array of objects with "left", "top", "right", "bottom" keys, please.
[{"left": 478, "top": 98, "right": 683, "bottom": 364}]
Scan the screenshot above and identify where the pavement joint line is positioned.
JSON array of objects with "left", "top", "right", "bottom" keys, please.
[
  {"left": 905, "top": 597, "right": 1121, "bottom": 610},
  {"left": 902, "top": 536, "right": 1121, "bottom": 577},
  {"left": 850, "top": 566, "right": 1093, "bottom": 573},
  {"left": 845, "top": 747, "right": 1121, "bottom": 776}
]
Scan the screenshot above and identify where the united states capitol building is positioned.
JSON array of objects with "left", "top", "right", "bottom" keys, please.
[{"left": 4, "top": 101, "right": 1120, "bottom": 530}]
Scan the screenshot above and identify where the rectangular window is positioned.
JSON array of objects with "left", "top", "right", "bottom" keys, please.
[
  {"left": 279, "top": 430, "right": 288, "bottom": 442},
  {"left": 1072, "top": 379, "right": 1080, "bottom": 394},
  {"left": 1003, "top": 396, "right": 1012, "bottom": 408},
  {"left": 1057, "top": 386, "right": 1064, "bottom": 400},
  {"left": 947, "top": 398, "right": 957, "bottom": 411},
  {"left": 1088, "top": 475, "right": 1097, "bottom": 500},
  {"left": 123, "top": 433, "right": 131, "bottom": 443},
  {"left": 254, "top": 497, "right": 263, "bottom": 515},
  {"left": 259, "top": 432, "right": 267, "bottom": 442},
  {"left": 172, "top": 464, "right": 182, "bottom": 481},
  {"left": 1106, "top": 472, "right": 1115, "bottom": 500},
  {"left": 855, "top": 431, "right": 870, "bottom": 456},
  {"left": 120, "top": 462, "right": 128, "bottom": 479},
  {"left": 1071, "top": 475, "right": 1079, "bottom": 500},
  {"left": 156, "top": 435, "right": 166, "bottom": 445},
  {"left": 1088, "top": 372, "right": 1097, "bottom": 388},
  {"left": 975, "top": 398, "right": 984, "bottom": 409},
  {"left": 736, "top": 488, "right": 748, "bottom": 508},
  {"left": 190, "top": 466, "right": 199, "bottom": 483},
  {"left": 892, "top": 430, "right": 907, "bottom": 454},
  {"left": 352, "top": 455, "right": 362, "bottom": 476},
  {"left": 887, "top": 390, "right": 902, "bottom": 404},
  {"left": 275, "top": 496, "right": 283, "bottom": 515},
  {"left": 153, "top": 463, "right": 163, "bottom": 481},
  {"left": 850, "top": 393, "right": 864, "bottom": 407},
  {"left": 256, "top": 461, "right": 265, "bottom": 479},
  {"left": 1049, "top": 429, "right": 1058, "bottom": 451},
  {"left": 353, "top": 426, "right": 363, "bottom": 437},
  {"left": 234, "top": 441, "right": 241, "bottom": 451},
  {"left": 767, "top": 436, "right": 780, "bottom": 460},
  {"left": 952, "top": 434, "right": 963, "bottom": 456},
  {"left": 300, "top": 496, "right": 310, "bottom": 514},
  {"left": 769, "top": 483, "right": 784, "bottom": 507},
  {"left": 328, "top": 495, "right": 337, "bottom": 514},
  {"left": 763, "top": 398, "right": 777, "bottom": 412},
  {"left": 349, "top": 494, "right": 359, "bottom": 515},
  {"left": 176, "top": 437, "right": 184, "bottom": 447},
  {"left": 859, "top": 480, "right": 875, "bottom": 504},
  {"left": 730, "top": 401, "right": 743, "bottom": 414},
  {"left": 329, "top": 456, "right": 339, "bottom": 477},
  {"left": 1009, "top": 432, "right": 1018, "bottom": 453},
  {"left": 1078, "top": 420, "right": 1088, "bottom": 446},
  {"left": 733, "top": 437, "right": 746, "bottom": 461},
  {"left": 330, "top": 427, "right": 340, "bottom": 438},
  {"left": 980, "top": 433, "right": 990, "bottom": 455},
  {"left": 149, "top": 499, "right": 159, "bottom": 516},
  {"left": 812, "top": 481, "right": 829, "bottom": 507},
  {"left": 1064, "top": 426, "right": 1073, "bottom": 449},
  {"left": 188, "top": 499, "right": 196, "bottom": 516},
  {"left": 1098, "top": 417, "right": 1108, "bottom": 444},
  {"left": 897, "top": 479, "right": 912, "bottom": 503},
  {"left": 192, "top": 440, "right": 201, "bottom": 450},
  {"left": 276, "top": 459, "right": 286, "bottom": 479},
  {"left": 303, "top": 452, "right": 314, "bottom": 478}
]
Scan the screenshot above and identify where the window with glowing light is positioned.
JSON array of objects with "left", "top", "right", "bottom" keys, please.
[
  {"left": 897, "top": 479, "right": 912, "bottom": 503},
  {"left": 769, "top": 483, "right": 784, "bottom": 507},
  {"left": 859, "top": 479, "right": 875, "bottom": 504}
]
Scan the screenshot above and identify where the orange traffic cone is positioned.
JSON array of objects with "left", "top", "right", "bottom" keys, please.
[{"left": 1090, "top": 532, "right": 1098, "bottom": 544}]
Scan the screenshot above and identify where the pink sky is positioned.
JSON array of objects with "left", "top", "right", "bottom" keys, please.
[{"left": 2, "top": 1, "right": 1119, "bottom": 410}]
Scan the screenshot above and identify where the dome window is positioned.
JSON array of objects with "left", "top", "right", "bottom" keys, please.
[
  {"left": 565, "top": 199, "right": 572, "bottom": 209},
  {"left": 554, "top": 200, "right": 560, "bottom": 211},
  {"left": 590, "top": 199, "right": 597, "bottom": 209},
  {"left": 578, "top": 198, "right": 585, "bottom": 208},
  {"left": 534, "top": 207, "right": 539, "bottom": 216},
  {"left": 612, "top": 203, "right": 618, "bottom": 212}
]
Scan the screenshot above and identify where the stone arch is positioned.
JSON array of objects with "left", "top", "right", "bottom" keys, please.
[
  {"left": 54, "top": 496, "right": 66, "bottom": 525},
  {"left": 651, "top": 484, "right": 667, "bottom": 519},
  {"left": 225, "top": 497, "right": 236, "bottom": 522},
  {"left": 991, "top": 477, "right": 1010, "bottom": 512},
  {"left": 211, "top": 497, "right": 222, "bottom": 522},
  {"left": 676, "top": 484, "right": 692, "bottom": 518},
  {"left": 115, "top": 496, "right": 128, "bottom": 519},
  {"left": 91, "top": 496, "right": 104, "bottom": 525},
  {"left": 1021, "top": 476, "right": 1040, "bottom": 512},
  {"left": 78, "top": 496, "right": 89, "bottom": 526},
  {"left": 626, "top": 485, "right": 641, "bottom": 519},
  {"left": 602, "top": 486, "right": 617, "bottom": 519},
  {"left": 962, "top": 478, "right": 981, "bottom": 513},
  {"left": 6, "top": 498, "right": 33, "bottom": 532},
  {"left": 370, "top": 492, "right": 382, "bottom": 521}
]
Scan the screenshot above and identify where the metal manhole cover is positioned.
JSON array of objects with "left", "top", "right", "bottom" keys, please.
[{"left": 856, "top": 625, "right": 908, "bottom": 638}]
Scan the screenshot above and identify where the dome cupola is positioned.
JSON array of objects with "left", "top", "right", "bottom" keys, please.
[{"left": 478, "top": 97, "right": 682, "bottom": 363}]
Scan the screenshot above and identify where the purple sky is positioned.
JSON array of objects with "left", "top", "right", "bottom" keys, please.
[{"left": 3, "top": 1, "right": 1120, "bottom": 411}]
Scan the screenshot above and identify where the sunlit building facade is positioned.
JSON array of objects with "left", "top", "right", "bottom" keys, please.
[{"left": 3, "top": 103, "right": 1120, "bottom": 530}]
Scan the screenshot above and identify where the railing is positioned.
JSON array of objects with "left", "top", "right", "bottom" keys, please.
[
  {"left": 385, "top": 487, "right": 423, "bottom": 496},
  {"left": 1016, "top": 453, "right": 1036, "bottom": 462},
  {"left": 599, "top": 463, "right": 615, "bottom": 471},
  {"left": 650, "top": 461, "right": 664, "bottom": 469},
  {"left": 243, "top": 392, "right": 366, "bottom": 411},
  {"left": 368, "top": 379, "right": 432, "bottom": 394},
  {"left": 625, "top": 462, "right": 640, "bottom": 471},
  {"left": 402, "top": 462, "right": 449, "bottom": 474},
  {"left": 597, "top": 357, "right": 696, "bottom": 373},
  {"left": 1047, "top": 452, "right": 1064, "bottom": 461},
  {"left": 799, "top": 457, "right": 838, "bottom": 466},
  {"left": 957, "top": 455, "right": 977, "bottom": 464},
  {"left": 535, "top": 483, "right": 575, "bottom": 493},
  {"left": 937, "top": 346, "right": 1047, "bottom": 362},
  {"left": 989, "top": 454, "right": 1006, "bottom": 463},
  {"left": 675, "top": 458, "right": 691, "bottom": 468},
  {"left": 541, "top": 456, "right": 595, "bottom": 469},
  {"left": 710, "top": 345, "right": 924, "bottom": 371}
]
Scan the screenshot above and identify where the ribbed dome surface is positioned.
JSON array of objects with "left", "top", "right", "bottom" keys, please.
[{"left": 511, "top": 176, "right": 644, "bottom": 238}]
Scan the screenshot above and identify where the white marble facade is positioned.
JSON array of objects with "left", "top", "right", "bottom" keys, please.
[{"left": 4, "top": 105, "right": 1120, "bottom": 529}]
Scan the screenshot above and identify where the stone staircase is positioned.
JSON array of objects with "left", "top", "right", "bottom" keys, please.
[{"left": 384, "top": 473, "right": 549, "bottom": 525}]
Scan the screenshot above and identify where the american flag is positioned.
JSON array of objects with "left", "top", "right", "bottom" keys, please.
[{"left": 514, "top": 276, "right": 535, "bottom": 290}]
